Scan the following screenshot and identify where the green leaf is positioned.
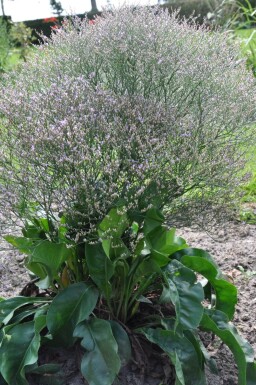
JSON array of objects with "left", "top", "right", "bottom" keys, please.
[
  {"left": 11, "top": 306, "right": 47, "bottom": 325},
  {"left": 0, "top": 316, "right": 46, "bottom": 385},
  {"left": 74, "top": 318, "right": 121, "bottom": 385},
  {"left": 102, "top": 238, "right": 130, "bottom": 261},
  {"left": 143, "top": 208, "right": 164, "bottom": 235},
  {"left": 26, "top": 241, "right": 72, "bottom": 289},
  {"left": 4, "top": 235, "right": 34, "bottom": 254},
  {"left": 85, "top": 242, "right": 114, "bottom": 299},
  {"left": 22, "top": 221, "right": 47, "bottom": 239},
  {"left": 98, "top": 207, "right": 129, "bottom": 238},
  {"left": 161, "top": 260, "right": 204, "bottom": 330},
  {"left": 46, "top": 282, "right": 98, "bottom": 348},
  {"left": 131, "top": 221, "right": 139, "bottom": 235},
  {"left": 172, "top": 248, "right": 237, "bottom": 319},
  {"left": 0, "top": 297, "right": 50, "bottom": 326},
  {"left": 141, "top": 327, "right": 206, "bottom": 385},
  {"left": 146, "top": 226, "right": 187, "bottom": 267},
  {"left": 108, "top": 321, "right": 132, "bottom": 366},
  {"left": 37, "top": 218, "right": 50, "bottom": 233},
  {"left": 200, "top": 309, "right": 256, "bottom": 385},
  {"left": 246, "top": 362, "right": 256, "bottom": 385}
]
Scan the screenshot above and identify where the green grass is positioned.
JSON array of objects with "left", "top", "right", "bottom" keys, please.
[{"left": 0, "top": 46, "right": 35, "bottom": 73}]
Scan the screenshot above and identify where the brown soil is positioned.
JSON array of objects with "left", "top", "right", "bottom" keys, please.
[{"left": 0, "top": 221, "right": 255, "bottom": 385}]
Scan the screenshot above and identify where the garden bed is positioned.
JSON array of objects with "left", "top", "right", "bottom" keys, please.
[{"left": 1, "top": 220, "right": 255, "bottom": 385}]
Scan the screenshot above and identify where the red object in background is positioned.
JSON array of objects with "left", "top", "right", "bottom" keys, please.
[
  {"left": 89, "top": 19, "right": 96, "bottom": 25},
  {"left": 43, "top": 17, "right": 58, "bottom": 23}
]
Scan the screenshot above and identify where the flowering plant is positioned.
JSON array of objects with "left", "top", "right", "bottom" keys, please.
[
  {"left": 0, "top": 6, "right": 256, "bottom": 385},
  {"left": 0, "top": 6, "right": 255, "bottom": 235}
]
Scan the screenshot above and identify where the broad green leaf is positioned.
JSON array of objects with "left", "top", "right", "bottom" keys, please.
[
  {"left": 11, "top": 307, "right": 46, "bottom": 325},
  {"left": 85, "top": 242, "right": 114, "bottom": 299},
  {"left": 74, "top": 318, "right": 121, "bottom": 385},
  {"left": 161, "top": 260, "right": 204, "bottom": 330},
  {"left": 98, "top": 207, "right": 129, "bottom": 238},
  {"left": 22, "top": 222, "right": 47, "bottom": 239},
  {"left": 183, "top": 330, "right": 204, "bottom": 370},
  {"left": 141, "top": 327, "right": 206, "bottom": 385},
  {"left": 26, "top": 241, "right": 72, "bottom": 288},
  {"left": 134, "top": 256, "right": 162, "bottom": 278},
  {"left": 0, "top": 297, "right": 50, "bottom": 326},
  {"left": 4, "top": 235, "right": 34, "bottom": 254},
  {"left": 184, "top": 330, "right": 218, "bottom": 375},
  {"left": 102, "top": 238, "right": 130, "bottom": 261},
  {"left": 246, "top": 362, "right": 256, "bottom": 385},
  {"left": 200, "top": 309, "right": 256, "bottom": 385},
  {"left": 193, "top": 333, "right": 218, "bottom": 375},
  {"left": 108, "top": 321, "right": 132, "bottom": 366},
  {"left": 37, "top": 218, "right": 50, "bottom": 233},
  {"left": 172, "top": 248, "right": 237, "bottom": 319},
  {"left": 143, "top": 208, "right": 164, "bottom": 235},
  {"left": 146, "top": 227, "right": 187, "bottom": 267},
  {"left": 0, "top": 315, "right": 46, "bottom": 385},
  {"left": 47, "top": 282, "right": 98, "bottom": 348}
]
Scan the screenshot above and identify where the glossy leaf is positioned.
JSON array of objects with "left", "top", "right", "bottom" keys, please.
[
  {"left": 102, "top": 238, "right": 130, "bottom": 261},
  {"left": 0, "top": 297, "right": 50, "bottom": 326},
  {"left": 200, "top": 309, "right": 256, "bottom": 385},
  {"left": 11, "top": 307, "right": 47, "bottom": 325},
  {"left": 74, "top": 318, "right": 121, "bottom": 385},
  {"left": 141, "top": 327, "right": 206, "bottom": 385},
  {"left": 161, "top": 260, "right": 204, "bottom": 330},
  {"left": 143, "top": 208, "right": 164, "bottom": 235},
  {"left": 98, "top": 207, "right": 129, "bottom": 238},
  {"left": 85, "top": 242, "right": 114, "bottom": 299},
  {"left": 4, "top": 235, "right": 34, "bottom": 254},
  {"left": 22, "top": 220, "right": 47, "bottom": 239},
  {"left": 26, "top": 241, "right": 72, "bottom": 289},
  {"left": 146, "top": 226, "right": 187, "bottom": 267},
  {"left": 0, "top": 316, "right": 46, "bottom": 385},
  {"left": 108, "top": 321, "right": 132, "bottom": 366},
  {"left": 172, "top": 248, "right": 237, "bottom": 319},
  {"left": 47, "top": 283, "right": 98, "bottom": 348}
]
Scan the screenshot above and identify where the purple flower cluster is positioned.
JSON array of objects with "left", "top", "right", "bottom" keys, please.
[{"left": 0, "top": 6, "right": 255, "bottom": 233}]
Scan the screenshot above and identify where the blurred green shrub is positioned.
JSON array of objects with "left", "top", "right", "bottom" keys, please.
[
  {"left": 10, "top": 22, "right": 35, "bottom": 61},
  {"left": 0, "top": 17, "right": 11, "bottom": 72},
  {"left": 0, "top": 19, "right": 35, "bottom": 73}
]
